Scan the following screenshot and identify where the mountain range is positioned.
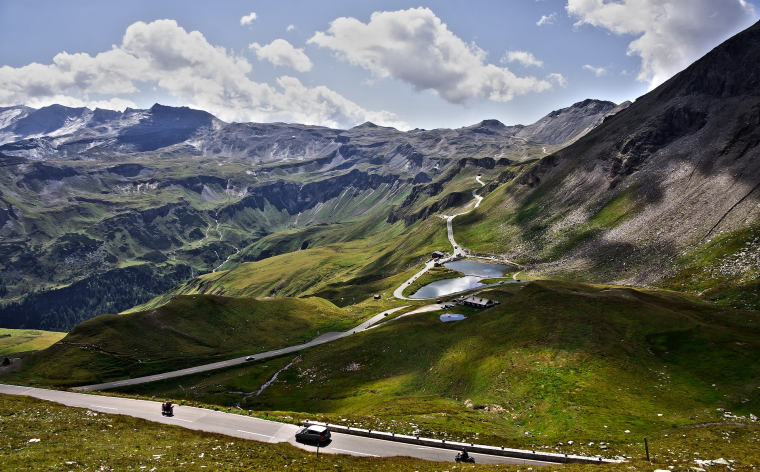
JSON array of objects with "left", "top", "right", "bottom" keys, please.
[
  {"left": 2, "top": 20, "right": 760, "bottom": 332},
  {"left": 0, "top": 97, "right": 622, "bottom": 330}
]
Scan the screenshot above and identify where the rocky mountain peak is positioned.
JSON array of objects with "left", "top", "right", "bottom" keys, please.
[
  {"left": 516, "top": 99, "right": 619, "bottom": 145},
  {"left": 477, "top": 119, "right": 506, "bottom": 128},
  {"left": 353, "top": 121, "right": 378, "bottom": 129}
]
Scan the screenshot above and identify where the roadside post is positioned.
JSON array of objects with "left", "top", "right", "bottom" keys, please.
[{"left": 644, "top": 437, "right": 650, "bottom": 462}]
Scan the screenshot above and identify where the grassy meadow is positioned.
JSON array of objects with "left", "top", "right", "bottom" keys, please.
[
  {"left": 6, "top": 295, "right": 362, "bottom": 387},
  {"left": 0, "top": 329, "right": 66, "bottom": 356}
]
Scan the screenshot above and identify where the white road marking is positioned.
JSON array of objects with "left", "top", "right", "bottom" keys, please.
[
  {"left": 173, "top": 418, "right": 194, "bottom": 422},
  {"left": 237, "top": 430, "right": 275, "bottom": 439},
  {"left": 331, "top": 448, "right": 379, "bottom": 457},
  {"left": 90, "top": 405, "right": 118, "bottom": 410}
]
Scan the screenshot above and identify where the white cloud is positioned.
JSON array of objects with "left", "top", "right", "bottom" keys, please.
[
  {"left": 286, "top": 24, "right": 296, "bottom": 32},
  {"left": 308, "top": 7, "right": 552, "bottom": 104},
  {"left": 583, "top": 64, "right": 607, "bottom": 76},
  {"left": 537, "top": 12, "right": 558, "bottom": 26},
  {"left": 240, "top": 12, "right": 257, "bottom": 26},
  {"left": 547, "top": 72, "right": 568, "bottom": 88},
  {"left": 23, "top": 95, "right": 137, "bottom": 111},
  {"left": 504, "top": 50, "right": 544, "bottom": 67},
  {"left": 0, "top": 20, "right": 406, "bottom": 129},
  {"left": 250, "top": 39, "right": 313, "bottom": 72},
  {"left": 567, "top": 0, "right": 756, "bottom": 88}
]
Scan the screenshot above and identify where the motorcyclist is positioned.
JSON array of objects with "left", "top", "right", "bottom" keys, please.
[{"left": 456, "top": 448, "right": 473, "bottom": 463}]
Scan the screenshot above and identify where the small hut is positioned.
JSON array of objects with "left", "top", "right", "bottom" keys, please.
[{"left": 460, "top": 296, "right": 500, "bottom": 309}]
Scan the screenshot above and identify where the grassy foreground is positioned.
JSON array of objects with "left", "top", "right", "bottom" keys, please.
[
  {"left": 0, "top": 393, "right": 482, "bottom": 472},
  {"left": 0, "top": 329, "right": 66, "bottom": 356},
  {"left": 3, "top": 393, "right": 758, "bottom": 471},
  {"left": 7, "top": 295, "right": 360, "bottom": 387},
  {"left": 112, "top": 281, "right": 760, "bottom": 461}
]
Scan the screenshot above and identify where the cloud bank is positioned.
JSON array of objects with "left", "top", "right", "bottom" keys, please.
[
  {"left": 567, "top": 0, "right": 756, "bottom": 88},
  {"left": 250, "top": 39, "right": 313, "bottom": 72},
  {"left": 308, "top": 7, "right": 553, "bottom": 104},
  {"left": 0, "top": 20, "right": 405, "bottom": 129}
]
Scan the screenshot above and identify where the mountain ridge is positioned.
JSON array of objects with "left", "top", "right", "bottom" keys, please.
[
  {"left": 456, "top": 19, "right": 760, "bottom": 309},
  {"left": 0, "top": 99, "right": 620, "bottom": 163}
]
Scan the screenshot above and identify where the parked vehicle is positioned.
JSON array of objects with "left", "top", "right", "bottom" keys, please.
[
  {"left": 295, "top": 425, "right": 331, "bottom": 444},
  {"left": 161, "top": 401, "right": 174, "bottom": 417}
]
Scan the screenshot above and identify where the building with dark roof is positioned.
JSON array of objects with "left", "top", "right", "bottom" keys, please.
[{"left": 460, "top": 295, "right": 500, "bottom": 309}]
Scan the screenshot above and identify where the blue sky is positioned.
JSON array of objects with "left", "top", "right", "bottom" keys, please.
[{"left": 0, "top": 0, "right": 757, "bottom": 129}]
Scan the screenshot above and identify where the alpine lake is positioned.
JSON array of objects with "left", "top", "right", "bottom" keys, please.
[{"left": 408, "top": 259, "right": 517, "bottom": 300}]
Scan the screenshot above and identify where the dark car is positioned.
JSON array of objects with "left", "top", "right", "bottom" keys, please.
[
  {"left": 245, "top": 356, "right": 255, "bottom": 361},
  {"left": 295, "top": 425, "right": 331, "bottom": 444}
]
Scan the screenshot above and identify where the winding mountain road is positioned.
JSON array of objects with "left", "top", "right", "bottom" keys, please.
[
  {"left": 393, "top": 176, "right": 486, "bottom": 300},
  {"left": 0, "top": 384, "right": 561, "bottom": 465},
  {"left": 73, "top": 306, "right": 409, "bottom": 391}
]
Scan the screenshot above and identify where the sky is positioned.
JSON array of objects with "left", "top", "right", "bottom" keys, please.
[{"left": 0, "top": 0, "right": 757, "bottom": 130}]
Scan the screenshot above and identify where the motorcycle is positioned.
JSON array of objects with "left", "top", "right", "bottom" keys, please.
[
  {"left": 455, "top": 451, "right": 475, "bottom": 463},
  {"left": 161, "top": 401, "right": 174, "bottom": 417}
]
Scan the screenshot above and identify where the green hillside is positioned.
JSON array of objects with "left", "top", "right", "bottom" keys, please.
[
  {"left": 8, "top": 295, "right": 358, "bottom": 387},
  {"left": 0, "top": 329, "right": 66, "bottom": 356},
  {"left": 113, "top": 281, "right": 760, "bottom": 455},
  {"left": 129, "top": 211, "right": 454, "bottom": 311}
]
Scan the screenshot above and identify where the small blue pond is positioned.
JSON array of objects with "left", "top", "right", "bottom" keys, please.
[
  {"left": 408, "top": 259, "right": 516, "bottom": 299},
  {"left": 440, "top": 314, "right": 466, "bottom": 322}
]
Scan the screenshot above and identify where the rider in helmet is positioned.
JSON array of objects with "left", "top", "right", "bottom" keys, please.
[{"left": 460, "top": 448, "right": 469, "bottom": 460}]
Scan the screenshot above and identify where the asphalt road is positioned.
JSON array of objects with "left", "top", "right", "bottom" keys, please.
[
  {"left": 393, "top": 176, "right": 485, "bottom": 300},
  {"left": 0, "top": 385, "right": 557, "bottom": 466},
  {"left": 74, "top": 307, "right": 409, "bottom": 391}
]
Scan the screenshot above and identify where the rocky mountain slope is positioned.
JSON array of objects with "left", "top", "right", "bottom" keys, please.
[
  {"left": 516, "top": 98, "right": 627, "bottom": 145},
  {"left": 0, "top": 99, "right": 615, "bottom": 330},
  {"left": 0, "top": 104, "right": 223, "bottom": 158},
  {"left": 457, "top": 19, "right": 760, "bottom": 310}
]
